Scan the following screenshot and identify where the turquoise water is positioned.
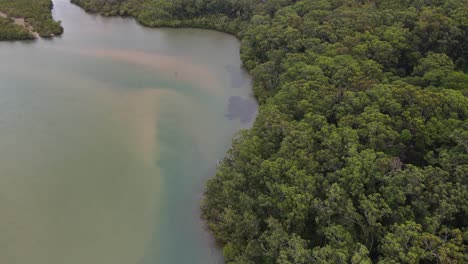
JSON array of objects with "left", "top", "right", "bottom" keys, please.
[{"left": 0, "top": 1, "right": 257, "bottom": 263}]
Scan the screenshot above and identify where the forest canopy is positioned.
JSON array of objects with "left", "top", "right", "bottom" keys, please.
[{"left": 11, "top": 0, "right": 468, "bottom": 263}]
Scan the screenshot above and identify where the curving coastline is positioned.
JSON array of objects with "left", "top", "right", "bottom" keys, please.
[{"left": 3, "top": 0, "right": 467, "bottom": 263}]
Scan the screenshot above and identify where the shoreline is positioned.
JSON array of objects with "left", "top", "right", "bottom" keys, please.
[{"left": 68, "top": 0, "right": 242, "bottom": 38}]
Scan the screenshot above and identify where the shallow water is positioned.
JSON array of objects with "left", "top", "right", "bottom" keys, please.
[{"left": 0, "top": 1, "right": 257, "bottom": 263}]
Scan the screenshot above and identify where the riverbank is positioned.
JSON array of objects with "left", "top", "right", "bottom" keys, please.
[
  {"left": 69, "top": 0, "right": 468, "bottom": 263},
  {"left": 70, "top": 0, "right": 245, "bottom": 37},
  {"left": 5, "top": 0, "right": 467, "bottom": 263}
]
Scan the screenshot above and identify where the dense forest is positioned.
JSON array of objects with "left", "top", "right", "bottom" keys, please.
[
  {"left": 0, "top": 0, "right": 63, "bottom": 39},
  {"left": 10, "top": 0, "right": 468, "bottom": 262}
]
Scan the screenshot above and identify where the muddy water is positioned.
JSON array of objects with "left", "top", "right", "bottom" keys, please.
[{"left": 0, "top": 0, "right": 257, "bottom": 263}]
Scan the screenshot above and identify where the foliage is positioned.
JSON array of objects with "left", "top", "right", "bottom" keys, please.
[
  {"left": 71, "top": 0, "right": 468, "bottom": 262},
  {"left": 0, "top": 16, "right": 33, "bottom": 40},
  {"left": 0, "top": 0, "right": 63, "bottom": 39}
]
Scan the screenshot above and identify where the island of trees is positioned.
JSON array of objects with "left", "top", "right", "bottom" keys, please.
[
  {"left": 0, "top": 0, "right": 63, "bottom": 40},
  {"left": 4, "top": 0, "right": 468, "bottom": 263}
]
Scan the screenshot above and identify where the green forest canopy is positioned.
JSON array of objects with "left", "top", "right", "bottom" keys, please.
[
  {"left": 0, "top": 0, "right": 62, "bottom": 39},
  {"left": 10, "top": 0, "right": 468, "bottom": 263}
]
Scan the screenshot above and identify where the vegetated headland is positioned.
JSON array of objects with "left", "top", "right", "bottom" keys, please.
[
  {"left": 3, "top": 0, "right": 468, "bottom": 263},
  {"left": 0, "top": 0, "right": 62, "bottom": 40}
]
